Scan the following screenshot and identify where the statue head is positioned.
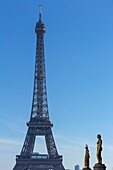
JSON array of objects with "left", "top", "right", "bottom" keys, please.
[
  {"left": 97, "top": 134, "right": 101, "bottom": 139},
  {"left": 85, "top": 144, "right": 88, "bottom": 150}
]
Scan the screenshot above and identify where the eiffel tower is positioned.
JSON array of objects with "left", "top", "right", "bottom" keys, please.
[{"left": 12, "top": 5, "right": 65, "bottom": 170}]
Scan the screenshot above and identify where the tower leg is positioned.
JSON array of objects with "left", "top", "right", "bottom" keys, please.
[{"left": 20, "top": 127, "right": 36, "bottom": 156}]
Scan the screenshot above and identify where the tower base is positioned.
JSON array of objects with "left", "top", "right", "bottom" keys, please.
[{"left": 13, "top": 155, "right": 65, "bottom": 170}]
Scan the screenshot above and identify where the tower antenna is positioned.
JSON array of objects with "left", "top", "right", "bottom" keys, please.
[{"left": 39, "top": 0, "right": 42, "bottom": 20}]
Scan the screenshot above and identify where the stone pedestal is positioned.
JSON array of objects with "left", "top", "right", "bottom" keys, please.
[
  {"left": 83, "top": 167, "right": 92, "bottom": 170},
  {"left": 93, "top": 163, "right": 106, "bottom": 170}
]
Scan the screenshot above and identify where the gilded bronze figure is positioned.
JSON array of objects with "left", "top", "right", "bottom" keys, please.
[
  {"left": 96, "top": 134, "right": 102, "bottom": 164},
  {"left": 84, "top": 145, "right": 90, "bottom": 168}
]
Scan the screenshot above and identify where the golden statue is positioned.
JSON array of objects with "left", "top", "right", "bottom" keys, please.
[
  {"left": 96, "top": 134, "right": 102, "bottom": 164},
  {"left": 84, "top": 145, "right": 90, "bottom": 168}
]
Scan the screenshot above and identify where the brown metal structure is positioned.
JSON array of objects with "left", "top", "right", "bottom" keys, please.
[{"left": 12, "top": 5, "right": 65, "bottom": 170}]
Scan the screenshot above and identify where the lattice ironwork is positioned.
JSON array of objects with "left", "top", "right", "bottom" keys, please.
[
  {"left": 12, "top": 7, "right": 65, "bottom": 170},
  {"left": 13, "top": 160, "right": 65, "bottom": 170},
  {"left": 31, "top": 16, "right": 48, "bottom": 122}
]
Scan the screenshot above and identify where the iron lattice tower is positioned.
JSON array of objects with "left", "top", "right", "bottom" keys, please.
[{"left": 12, "top": 6, "right": 65, "bottom": 170}]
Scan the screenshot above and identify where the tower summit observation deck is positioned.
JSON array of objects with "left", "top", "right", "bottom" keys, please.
[{"left": 12, "top": 4, "right": 65, "bottom": 170}]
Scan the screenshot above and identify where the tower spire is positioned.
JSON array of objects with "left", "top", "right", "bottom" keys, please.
[{"left": 39, "top": 1, "right": 42, "bottom": 21}]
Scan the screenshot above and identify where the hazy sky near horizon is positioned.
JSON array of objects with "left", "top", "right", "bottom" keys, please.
[{"left": 0, "top": 1, "right": 113, "bottom": 170}]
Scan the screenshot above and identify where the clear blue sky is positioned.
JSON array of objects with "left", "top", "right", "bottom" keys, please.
[{"left": 0, "top": 0, "right": 113, "bottom": 170}]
